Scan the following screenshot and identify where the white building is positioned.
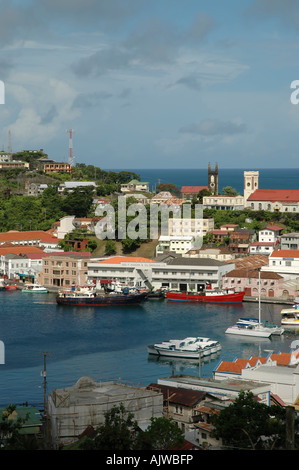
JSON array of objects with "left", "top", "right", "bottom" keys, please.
[
  {"left": 168, "top": 218, "right": 214, "bottom": 238},
  {"left": 202, "top": 195, "right": 244, "bottom": 210},
  {"left": 261, "top": 249, "right": 299, "bottom": 280},
  {"left": 280, "top": 233, "right": 299, "bottom": 251},
  {"left": 258, "top": 224, "right": 283, "bottom": 243},
  {"left": 87, "top": 255, "right": 235, "bottom": 291},
  {"left": 156, "top": 236, "right": 194, "bottom": 255},
  {"left": 249, "top": 241, "right": 275, "bottom": 256},
  {"left": 120, "top": 179, "right": 149, "bottom": 193}
]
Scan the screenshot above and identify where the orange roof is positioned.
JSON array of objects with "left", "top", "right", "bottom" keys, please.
[
  {"left": 99, "top": 256, "right": 156, "bottom": 264},
  {"left": 270, "top": 250, "right": 299, "bottom": 258},
  {"left": 0, "top": 246, "right": 44, "bottom": 255},
  {"left": 0, "top": 230, "right": 58, "bottom": 243},
  {"left": 216, "top": 353, "right": 293, "bottom": 374}
]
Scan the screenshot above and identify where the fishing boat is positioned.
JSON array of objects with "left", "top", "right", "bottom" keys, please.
[
  {"left": 226, "top": 271, "right": 284, "bottom": 337},
  {"left": 22, "top": 283, "right": 48, "bottom": 293},
  {"left": 147, "top": 336, "right": 221, "bottom": 359},
  {"left": 166, "top": 288, "right": 244, "bottom": 303},
  {"left": 281, "top": 305, "right": 299, "bottom": 325},
  {"left": 56, "top": 285, "right": 148, "bottom": 306}
]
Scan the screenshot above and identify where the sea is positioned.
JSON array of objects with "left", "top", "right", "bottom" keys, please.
[{"left": 1, "top": 167, "right": 299, "bottom": 410}]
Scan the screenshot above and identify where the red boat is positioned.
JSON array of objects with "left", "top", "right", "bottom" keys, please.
[{"left": 166, "top": 289, "right": 245, "bottom": 303}]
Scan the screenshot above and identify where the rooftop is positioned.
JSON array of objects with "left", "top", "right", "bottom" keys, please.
[
  {"left": 99, "top": 256, "right": 157, "bottom": 264},
  {"left": 181, "top": 186, "right": 209, "bottom": 193},
  {"left": 270, "top": 250, "right": 299, "bottom": 258},
  {"left": 248, "top": 189, "right": 299, "bottom": 202}
]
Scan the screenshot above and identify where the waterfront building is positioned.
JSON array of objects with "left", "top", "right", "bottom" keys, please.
[
  {"left": 222, "top": 268, "right": 289, "bottom": 299},
  {"left": 47, "top": 377, "right": 163, "bottom": 448},
  {"left": 88, "top": 255, "right": 234, "bottom": 291},
  {"left": 38, "top": 252, "right": 93, "bottom": 288}
]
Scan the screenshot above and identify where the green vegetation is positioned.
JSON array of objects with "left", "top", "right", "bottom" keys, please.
[{"left": 211, "top": 391, "right": 295, "bottom": 450}]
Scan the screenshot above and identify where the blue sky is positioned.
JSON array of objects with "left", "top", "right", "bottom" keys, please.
[{"left": 1, "top": 0, "right": 299, "bottom": 169}]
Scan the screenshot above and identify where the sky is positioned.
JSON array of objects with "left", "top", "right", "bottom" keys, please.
[{"left": 1, "top": 0, "right": 299, "bottom": 169}]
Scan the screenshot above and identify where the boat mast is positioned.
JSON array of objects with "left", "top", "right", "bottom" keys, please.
[{"left": 258, "top": 269, "right": 261, "bottom": 325}]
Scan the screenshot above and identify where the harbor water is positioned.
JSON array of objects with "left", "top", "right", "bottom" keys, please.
[{"left": 0, "top": 290, "right": 298, "bottom": 409}]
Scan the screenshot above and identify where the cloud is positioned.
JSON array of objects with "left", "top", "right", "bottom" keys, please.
[
  {"left": 175, "top": 75, "right": 202, "bottom": 91},
  {"left": 71, "top": 13, "right": 215, "bottom": 77},
  {"left": 72, "top": 91, "right": 113, "bottom": 108},
  {"left": 179, "top": 119, "right": 247, "bottom": 136},
  {"left": 249, "top": 0, "right": 299, "bottom": 31}
]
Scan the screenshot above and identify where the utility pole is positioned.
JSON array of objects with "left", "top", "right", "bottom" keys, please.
[{"left": 41, "top": 352, "right": 50, "bottom": 417}]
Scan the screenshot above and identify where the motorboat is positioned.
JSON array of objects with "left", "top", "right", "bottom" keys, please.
[
  {"left": 147, "top": 336, "right": 221, "bottom": 359},
  {"left": 281, "top": 305, "right": 299, "bottom": 326},
  {"left": 22, "top": 284, "right": 48, "bottom": 293}
]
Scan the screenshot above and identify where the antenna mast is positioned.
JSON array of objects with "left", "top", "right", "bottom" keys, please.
[{"left": 66, "top": 129, "right": 74, "bottom": 167}]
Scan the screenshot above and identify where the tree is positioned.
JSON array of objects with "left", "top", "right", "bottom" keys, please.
[
  {"left": 94, "top": 404, "right": 139, "bottom": 450},
  {"left": 211, "top": 391, "right": 286, "bottom": 450},
  {"left": 105, "top": 240, "right": 116, "bottom": 256},
  {"left": 222, "top": 186, "right": 238, "bottom": 196},
  {"left": 61, "top": 186, "right": 94, "bottom": 217},
  {"left": 136, "top": 417, "right": 184, "bottom": 450}
]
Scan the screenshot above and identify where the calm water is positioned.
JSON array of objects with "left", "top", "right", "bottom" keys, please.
[
  {"left": 111, "top": 168, "right": 299, "bottom": 194},
  {"left": 0, "top": 290, "right": 298, "bottom": 408}
]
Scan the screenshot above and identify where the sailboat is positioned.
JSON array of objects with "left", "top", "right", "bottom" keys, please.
[{"left": 225, "top": 271, "right": 284, "bottom": 337}]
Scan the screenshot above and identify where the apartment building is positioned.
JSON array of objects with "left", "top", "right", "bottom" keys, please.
[
  {"left": 168, "top": 218, "right": 214, "bottom": 237},
  {"left": 38, "top": 252, "right": 93, "bottom": 287}
]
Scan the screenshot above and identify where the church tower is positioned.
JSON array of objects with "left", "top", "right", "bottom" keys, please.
[
  {"left": 208, "top": 163, "right": 218, "bottom": 195},
  {"left": 244, "top": 170, "right": 259, "bottom": 202}
]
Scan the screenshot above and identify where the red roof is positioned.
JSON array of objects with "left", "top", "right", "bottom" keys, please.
[
  {"left": 248, "top": 189, "right": 299, "bottom": 202},
  {"left": 181, "top": 186, "right": 209, "bottom": 193},
  {"left": 0, "top": 230, "right": 58, "bottom": 243}
]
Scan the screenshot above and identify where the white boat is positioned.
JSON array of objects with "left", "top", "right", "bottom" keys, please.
[
  {"left": 22, "top": 284, "right": 48, "bottom": 293},
  {"left": 147, "top": 336, "right": 221, "bottom": 359},
  {"left": 237, "top": 317, "right": 284, "bottom": 335},
  {"left": 225, "top": 322, "right": 272, "bottom": 338},
  {"left": 226, "top": 271, "right": 284, "bottom": 337}
]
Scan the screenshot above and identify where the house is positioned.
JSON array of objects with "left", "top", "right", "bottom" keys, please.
[
  {"left": 147, "top": 383, "right": 206, "bottom": 433},
  {"left": 120, "top": 179, "right": 149, "bottom": 193},
  {"left": 258, "top": 224, "right": 283, "bottom": 243},
  {"left": 150, "top": 191, "right": 174, "bottom": 203},
  {"left": 181, "top": 186, "right": 209, "bottom": 201},
  {"left": 43, "top": 161, "right": 73, "bottom": 173},
  {"left": 228, "top": 229, "right": 256, "bottom": 255},
  {"left": 0, "top": 406, "right": 42, "bottom": 441},
  {"left": 249, "top": 241, "right": 275, "bottom": 256},
  {"left": 280, "top": 233, "right": 299, "bottom": 251},
  {"left": 58, "top": 181, "right": 96, "bottom": 193},
  {"left": 185, "top": 246, "right": 235, "bottom": 261},
  {"left": 47, "top": 377, "right": 163, "bottom": 448},
  {"left": 222, "top": 268, "right": 285, "bottom": 298},
  {"left": 246, "top": 189, "right": 299, "bottom": 212}
]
